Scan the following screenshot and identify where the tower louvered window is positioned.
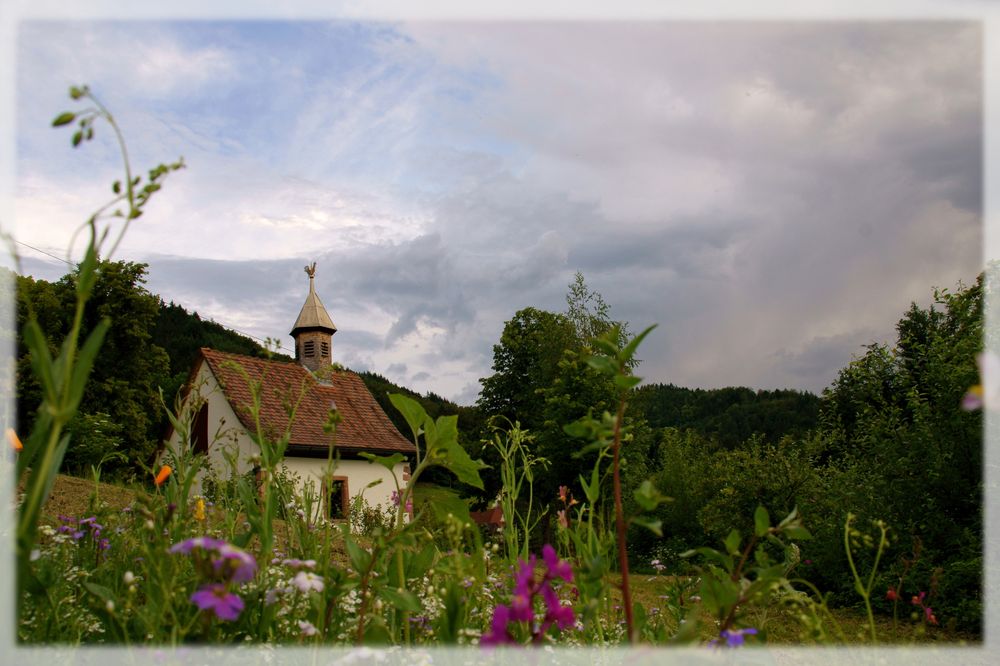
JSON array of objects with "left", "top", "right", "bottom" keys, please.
[
  {"left": 321, "top": 341, "right": 330, "bottom": 357},
  {"left": 303, "top": 340, "right": 316, "bottom": 357}
]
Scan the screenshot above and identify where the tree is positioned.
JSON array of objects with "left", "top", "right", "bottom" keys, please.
[{"left": 17, "top": 261, "right": 171, "bottom": 475}]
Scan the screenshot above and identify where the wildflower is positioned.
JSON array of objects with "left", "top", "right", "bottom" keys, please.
[
  {"left": 481, "top": 605, "right": 515, "bottom": 646},
  {"left": 299, "top": 620, "right": 319, "bottom": 637},
  {"left": 292, "top": 571, "right": 325, "bottom": 593},
  {"left": 886, "top": 587, "right": 899, "bottom": 602},
  {"left": 557, "top": 485, "right": 578, "bottom": 506},
  {"left": 542, "top": 545, "right": 573, "bottom": 582},
  {"left": 7, "top": 428, "right": 23, "bottom": 452},
  {"left": 482, "top": 545, "right": 576, "bottom": 647},
  {"left": 719, "top": 627, "right": 758, "bottom": 647},
  {"left": 190, "top": 583, "right": 245, "bottom": 621},
  {"left": 169, "top": 536, "right": 227, "bottom": 555},
  {"left": 911, "top": 591, "right": 926, "bottom": 606},
  {"left": 105, "top": 600, "right": 115, "bottom": 613},
  {"left": 193, "top": 498, "right": 206, "bottom": 521},
  {"left": 651, "top": 559, "right": 666, "bottom": 573},
  {"left": 557, "top": 509, "right": 568, "bottom": 529},
  {"left": 282, "top": 558, "right": 317, "bottom": 570},
  {"left": 154, "top": 465, "right": 172, "bottom": 487},
  {"left": 170, "top": 537, "right": 257, "bottom": 584},
  {"left": 925, "top": 607, "right": 938, "bottom": 625}
]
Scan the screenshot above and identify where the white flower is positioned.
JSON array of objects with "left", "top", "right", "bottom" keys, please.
[
  {"left": 105, "top": 600, "right": 115, "bottom": 613},
  {"left": 123, "top": 571, "right": 135, "bottom": 585},
  {"left": 292, "top": 571, "right": 325, "bottom": 593},
  {"left": 29, "top": 549, "right": 40, "bottom": 562}
]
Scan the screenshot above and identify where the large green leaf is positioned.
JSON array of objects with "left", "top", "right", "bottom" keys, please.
[
  {"left": 388, "top": 393, "right": 427, "bottom": 443},
  {"left": 66, "top": 317, "right": 110, "bottom": 414}
]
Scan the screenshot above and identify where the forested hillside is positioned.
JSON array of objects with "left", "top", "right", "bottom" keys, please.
[{"left": 632, "top": 383, "right": 820, "bottom": 448}]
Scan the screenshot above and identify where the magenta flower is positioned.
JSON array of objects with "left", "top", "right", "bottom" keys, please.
[
  {"left": 481, "top": 605, "right": 515, "bottom": 646},
  {"left": 481, "top": 545, "right": 576, "bottom": 647},
  {"left": 190, "top": 583, "right": 245, "bottom": 621},
  {"left": 542, "top": 545, "right": 573, "bottom": 582}
]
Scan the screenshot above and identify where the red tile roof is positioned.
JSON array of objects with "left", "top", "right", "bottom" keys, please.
[{"left": 197, "top": 348, "right": 415, "bottom": 455}]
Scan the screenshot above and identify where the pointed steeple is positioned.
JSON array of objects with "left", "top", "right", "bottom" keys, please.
[{"left": 291, "top": 263, "right": 336, "bottom": 372}]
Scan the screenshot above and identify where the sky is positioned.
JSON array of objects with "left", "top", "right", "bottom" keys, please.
[{"left": 4, "top": 16, "right": 985, "bottom": 405}]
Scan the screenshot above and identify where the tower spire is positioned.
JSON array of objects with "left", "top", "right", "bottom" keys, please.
[{"left": 291, "top": 262, "right": 336, "bottom": 372}]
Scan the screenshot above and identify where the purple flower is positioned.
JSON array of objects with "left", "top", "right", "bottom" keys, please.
[
  {"left": 168, "top": 536, "right": 228, "bottom": 555},
  {"left": 213, "top": 544, "right": 257, "bottom": 583},
  {"left": 542, "top": 545, "right": 573, "bottom": 582},
  {"left": 190, "top": 583, "right": 244, "bottom": 621},
  {"left": 482, "top": 544, "right": 578, "bottom": 647},
  {"left": 718, "top": 627, "right": 758, "bottom": 647},
  {"left": 481, "top": 604, "right": 515, "bottom": 646},
  {"left": 170, "top": 537, "right": 257, "bottom": 584},
  {"left": 541, "top": 583, "right": 575, "bottom": 630}
]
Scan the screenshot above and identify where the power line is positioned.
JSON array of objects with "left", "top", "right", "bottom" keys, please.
[
  {"left": 14, "top": 239, "right": 291, "bottom": 353},
  {"left": 12, "top": 239, "right": 74, "bottom": 267}
]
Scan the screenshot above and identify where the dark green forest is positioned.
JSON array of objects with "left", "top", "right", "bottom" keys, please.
[{"left": 11, "top": 261, "right": 985, "bottom": 632}]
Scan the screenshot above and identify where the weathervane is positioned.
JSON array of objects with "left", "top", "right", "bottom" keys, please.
[{"left": 305, "top": 262, "right": 316, "bottom": 280}]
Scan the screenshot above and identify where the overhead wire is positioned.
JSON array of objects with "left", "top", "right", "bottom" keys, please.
[{"left": 12, "top": 238, "right": 292, "bottom": 353}]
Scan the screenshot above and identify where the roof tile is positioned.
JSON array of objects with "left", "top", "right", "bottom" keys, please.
[{"left": 199, "top": 348, "right": 415, "bottom": 454}]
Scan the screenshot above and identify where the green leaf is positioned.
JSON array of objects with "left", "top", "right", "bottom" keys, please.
[
  {"left": 388, "top": 393, "right": 427, "bottom": 443},
  {"left": 23, "top": 319, "right": 56, "bottom": 404},
  {"left": 66, "top": 318, "right": 110, "bottom": 414},
  {"left": 52, "top": 112, "right": 76, "bottom": 127},
  {"left": 563, "top": 420, "right": 591, "bottom": 439},
  {"left": 633, "top": 479, "right": 671, "bottom": 511},
  {"left": 359, "top": 451, "right": 405, "bottom": 473},
  {"left": 585, "top": 355, "right": 618, "bottom": 377},
  {"left": 435, "top": 436, "right": 487, "bottom": 490},
  {"left": 377, "top": 586, "right": 422, "bottom": 613},
  {"left": 72, "top": 131, "right": 83, "bottom": 147},
  {"left": 424, "top": 414, "right": 458, "bottom": 455},
  {"left": 83, "top": 582, "right": 115, "bottom": 603},
  {"left": 784, "top": 525, "right": 813, "bottom": 540},
  {"left": 614, "top": 374, "right": 643, "bottom": 390},
  {"left": 700, "top": 573, "right": 740, "bottom": 617},
  {"left": 754, "top": 506, "right": 771, "bottom": 537},
  {"left": 681, "top": 547, "right": 732, "bottom": 573},
  {"left": 620, "top": 324, "right": 657, "bottom": 364},
  {"left": 631, "top": 516, "right": 662, "bottom": 537},
  {"left": 724, "top": 529, "right": 742, "bottom": 556},
  {"left": 345, "top": 537, "right": 372, "bottom": 573}
]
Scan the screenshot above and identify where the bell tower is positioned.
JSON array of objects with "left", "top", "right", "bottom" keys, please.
[{"left": 290, "top": 263, "right": 337, "bottom": 373}]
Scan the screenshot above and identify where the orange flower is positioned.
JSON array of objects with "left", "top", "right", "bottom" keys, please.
[
  {"left": 6, "top": 428, "right": 23, "bottom": 452},
  {"left": 154, "top": 465, "right": 173, "bottom": 486}
]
